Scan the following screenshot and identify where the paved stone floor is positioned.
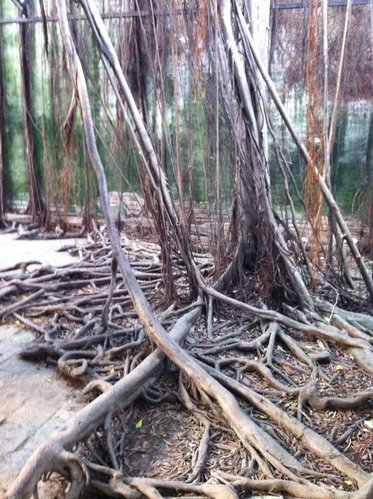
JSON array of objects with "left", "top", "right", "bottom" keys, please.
[
  {"left": 0, "top": 325, "right": 83, "bottom": 495},
  {"left": 0, "top": 233, "right": 83, "bottom": 268},
  {"left": 0, "top": 235, "right": 84, "bottom": 495}
]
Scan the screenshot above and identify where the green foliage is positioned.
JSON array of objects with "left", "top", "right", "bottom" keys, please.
[
  {"left": 2, "top": 16, "right": 27, "bottom": 201},
  {"left": 0, "top": 0, "right": 371, "bottom": 219},
  {"left": 269, "top": 95, "right": 372, "bottom": 216}
]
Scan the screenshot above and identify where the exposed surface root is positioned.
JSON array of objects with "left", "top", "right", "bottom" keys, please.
[{"left": 1, "top": 236, "right": 372, "bottom": 498}]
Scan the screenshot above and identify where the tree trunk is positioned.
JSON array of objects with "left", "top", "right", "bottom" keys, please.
[
  {"left": 19, "top": 3, "right": 44, "bottom": 224},
  {"left": 366, "top": 110, "right": 373, "bottom": 257},
  {"left": 0, "top": 1, "right": 5, "bottom": 227},
  {"left": 5, "top": 3, "right": 373, "bottom": 498},
  {"left": 80, "top": 0, "right": 203, "bottom": 299},
  {"left": 238, "top": 3, "right": 373, "bottom": 302},
  {"left": 218, "top": 0, "right": 313, "bottom": 309}
]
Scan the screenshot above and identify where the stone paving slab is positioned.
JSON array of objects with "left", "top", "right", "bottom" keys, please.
[
  {"left": 0, "top": 325, "right": 83, "bottom": 496},
  {"left": 0, "top": 235, "right": 86, "bottom": 496},
  {"left": 0, "top": 233, "right": 81, "bottom": 269}
]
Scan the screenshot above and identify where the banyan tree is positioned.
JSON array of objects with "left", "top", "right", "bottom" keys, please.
[{"left": 1, "top": 1, "right": 373, "bottom": 498}]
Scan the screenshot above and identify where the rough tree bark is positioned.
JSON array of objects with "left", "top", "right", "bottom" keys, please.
[
  {"left": 8, "top": 6, "right": 319, "bottom": 497},
  {"left": 239, "top": 3, "right": 373, "bottom": 302},
  {"left": 80, "top": 0, "right": 203, "bottom": 298},
  {"left": 218, "top": 0, "right": 313, "bottom": 309},
  {"left": 0, "top": 1, "right": 5, "bottom": 227},
  {"left": 4, "top": 1, "right": 373, "bottom": 498},
  {"left": 7, "top": 305, "right": 203, "bottom": 498},
  {"left": 18, "top": 2, "right": 45, "bottom": 224}
]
